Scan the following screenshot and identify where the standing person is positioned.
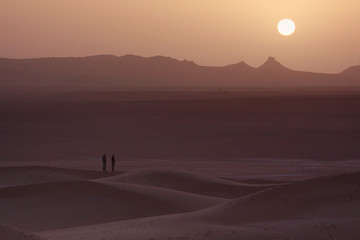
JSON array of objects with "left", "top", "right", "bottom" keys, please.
[
  {"left": 111, "top": 154, "right": 115, "bottom": 172},
  {"left": 102, "top": 154, "right": 107, "bottom": 171}
]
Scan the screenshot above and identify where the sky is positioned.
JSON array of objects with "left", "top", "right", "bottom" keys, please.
[{"left": 1, "top": 0, "right": 360, "bottom": 73}]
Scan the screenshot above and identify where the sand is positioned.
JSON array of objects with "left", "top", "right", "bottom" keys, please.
[
  {"left": 0, "top": 166, "right": 359, "bottom": 240},
  {"left": 96, "top": 168, "right": 270, "bottom": 198},
  {"left": 0, "top": 168, "right": 223, "bottom": 232},
  {"left": 2, "top": 91, "right": 360, "bottom": 162},
  {"left": 0, "top": 166, "right": 115, "bottom": 188},
  {"left": 0, "top": 224, "right": 43, "bottom": 240}
]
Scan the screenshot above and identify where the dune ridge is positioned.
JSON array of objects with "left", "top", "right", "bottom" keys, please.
[
  {"left": 0, "top": 179, "right": 225, "bottom": 231},
  {"left": 97, "top": 168, "right": 271, "bottom": 198},
  {"left": 1, "top": 166, "right": 359, "bottom": 239},
  {"left": 195, "top": 172, "right": 360, "bottom": 224},
  {"left": 37, "top": 171, "right": 360, "bottom": 240}
]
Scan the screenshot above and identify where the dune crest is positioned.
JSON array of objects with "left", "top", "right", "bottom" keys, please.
[
  {"left": 0, "top": 169, "right": 226, "bottom": 232},
  {"left": 37, "top": 172, "right": 360, "bottom": 240},
  {"left": 97, "top": 168, "right": 270, "bottom": 198}
]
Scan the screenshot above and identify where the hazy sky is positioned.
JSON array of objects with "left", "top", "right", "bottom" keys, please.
[{"left": 1, "top": 0, "right": 360, "bottom": 73}]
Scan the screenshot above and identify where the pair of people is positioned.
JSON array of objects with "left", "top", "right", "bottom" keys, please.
[{"left": 102, "top": 154, "right": 115, "bottom": 172}]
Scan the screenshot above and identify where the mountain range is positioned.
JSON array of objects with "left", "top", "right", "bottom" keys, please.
[{"left": 0, "top": 55, "right": 359, "bottom": 91}]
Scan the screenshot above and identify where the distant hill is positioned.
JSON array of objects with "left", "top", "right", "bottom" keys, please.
[
  {"left": 341, "top": 65, "right": 360, "bottom": 79},
  {"left": 0, "top": 55, "right": 359, "bottom": 91}
]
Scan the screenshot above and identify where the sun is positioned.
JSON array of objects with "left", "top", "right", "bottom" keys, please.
[{"left": 277, "top": 19, "right": 295, "bottom": 36}]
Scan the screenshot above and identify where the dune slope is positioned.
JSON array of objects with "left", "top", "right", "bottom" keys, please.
[
  {"left": 38, "top": 172, "right": 360, "bottom": 240},
  {"left": 0, "top": 179, "right": 223, "bottom": 232},
  {"left": 98, "top": 168, "right": 270, "bottom": 198},
  {"left": 197, "top": 172, "right": 360, "bottom": 224},
  {"left": 0, "top": 224, "right": 43, "bottom": 240}
]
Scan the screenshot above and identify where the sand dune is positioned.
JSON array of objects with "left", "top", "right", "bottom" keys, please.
[
  {"left": 1, "top": 166, "right": 359, "bottom": 239},
  {"left": 38, "top": 217, "right": 360, "bottom": 240},
  {"left": 0, "top": 175, "right": 224, "bottom": 232},
  {"left": 0, "top": 224, "right": 43, "bottom": 240},
  {"left": 98, "top": 168, "right": 270, "bottom": 198},
  {"left": 37, "top": 172, "right": 360, "bottom": 240},
  {"left": 0, "top": 166, "right": 115, "bottom": 188},
  {"left": 196, "top": 172, "right": 360, "bottom": 224}
]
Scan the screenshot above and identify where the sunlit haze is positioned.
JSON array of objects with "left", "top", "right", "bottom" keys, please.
[{"left": 1, "top": 0, "right": 360, "bottom": 73}]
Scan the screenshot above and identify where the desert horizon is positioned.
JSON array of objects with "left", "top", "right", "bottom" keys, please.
[{"left": 1, "top": 1, "right": 360, "bottom": 239}]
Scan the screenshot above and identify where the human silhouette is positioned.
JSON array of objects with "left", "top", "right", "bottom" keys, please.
[
  {"left": 111, "top": 154, "right": 115, "bottom": 172},
  {"left": 102, "top": 154, "right": 107, "bottom": 171}
]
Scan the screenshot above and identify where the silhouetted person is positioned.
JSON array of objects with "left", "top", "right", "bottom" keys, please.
[
  {"left": 102, "top": 154, "right": 107, "bottom": 171},
  {"left": 111, "top": 154, "right": 115, "bottom": 172}
]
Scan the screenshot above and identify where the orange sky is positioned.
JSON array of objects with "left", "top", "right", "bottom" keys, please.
[{"left": 1, "top": 0, "right": 359, "bottom": 73}]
